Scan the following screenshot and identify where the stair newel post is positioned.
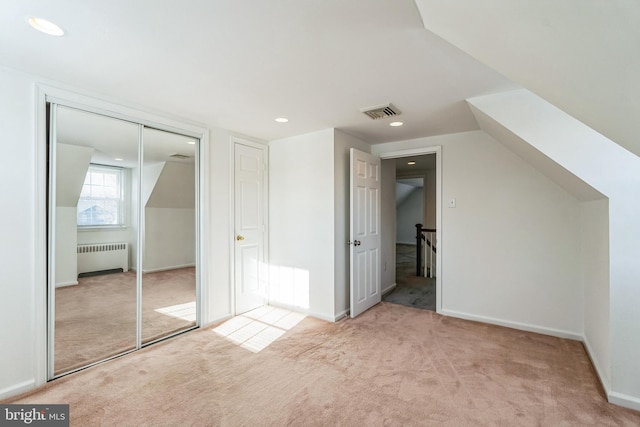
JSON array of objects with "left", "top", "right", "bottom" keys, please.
[{"left": 416, "top": 223, "right": 423, "bottom": 276}]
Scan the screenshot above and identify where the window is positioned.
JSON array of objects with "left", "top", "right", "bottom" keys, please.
[{"left": 77, "top": 165, "right": 125, "bottom": 227}]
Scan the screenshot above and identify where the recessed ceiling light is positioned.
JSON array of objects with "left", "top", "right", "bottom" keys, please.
[
  {"left": 28, "top": 17, "right": 64, "bottom": 36},
  {"left": 389, "top": 121, "right": 403, "bottom": 127},
  {"left": 275, "top": 117, "right": 288, "bottom": 123},
  {"left": 186, "top": 140, "right": 196, "bottom": 145},
  {"left": 114, "top": 158, "right": 124, "bottom": 161},
  {"left": 407, "top": 161, "right": 416, "bottom": 165}
]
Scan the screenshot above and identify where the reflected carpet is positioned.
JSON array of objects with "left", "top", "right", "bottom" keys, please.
[{"left": 54, "top": 267, "right": 196, "bottom": 375}]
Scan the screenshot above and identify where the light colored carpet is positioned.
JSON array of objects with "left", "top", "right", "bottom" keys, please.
[
  {"left": 7, "top": 302, "right": 640, "bottom": 426},
  {"left": 54, "top": 267, "right": 196, "bottom": 375}
]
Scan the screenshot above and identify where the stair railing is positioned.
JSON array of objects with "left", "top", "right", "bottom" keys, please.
[{"left": 415, "top": 224, "right": 436, "bottom": 278}]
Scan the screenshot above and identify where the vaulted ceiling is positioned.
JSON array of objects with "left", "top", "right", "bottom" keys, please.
[
  {"left": 2, "top": 1, "right": 635, "bottom": 156},
  {"left": 415, "top": 0, "right": 640, "bottom": 158},
  {"left": 0, "top": 0, "right": 518, "bottom": 144}
]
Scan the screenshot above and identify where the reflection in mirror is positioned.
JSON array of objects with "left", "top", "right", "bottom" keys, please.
[
  {"left": 141, "top": 127, "right": 197, "bottom": 344},
  {"left": 52, "top": 105, "right": 139, "bottom": 376},
  {"left": 49, "top": 105, "right": 200, "bottom": 377}
]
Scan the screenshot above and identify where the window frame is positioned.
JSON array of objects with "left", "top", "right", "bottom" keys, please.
[{"left": 77, "top": 164, "right": 127, "bottom": 229}]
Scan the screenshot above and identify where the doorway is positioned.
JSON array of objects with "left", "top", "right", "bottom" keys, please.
[
  {"left": 47, "top": 104, "right": 201, "bottom": 378},
  {"left": 379, "top": 148, "right": 441, "bottom": 313}
]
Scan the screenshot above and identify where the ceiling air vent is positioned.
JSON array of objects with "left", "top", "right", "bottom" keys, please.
[
  {"left": 169, "top": 153, "right": 191, "bottom": 159},
  {"left": 360, "top": 103, "right": 401, "bottom": 120}
]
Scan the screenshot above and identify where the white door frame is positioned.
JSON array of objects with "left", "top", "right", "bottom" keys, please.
[
  {"left": 34, "top": 83, "right": 209, "bottom": 387},
  {"left": 229, "top": 137, "right": 269, "bottom": 315},
  {"left": 379, "top": 146, "right": 442, "bottom": 313}
]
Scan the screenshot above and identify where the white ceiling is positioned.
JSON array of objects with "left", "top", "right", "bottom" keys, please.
[
  {"left": 415, "top": 0, "right": 640, "bottom": 157},
  {"left": 394, "top": 154, "right": 435, "bottom": 175},
  {"left": 0, "top": 0, "right": 519, "bottom": 144},
  {"left": 56, "top": 106, "right": 197, "bottom": 168}
]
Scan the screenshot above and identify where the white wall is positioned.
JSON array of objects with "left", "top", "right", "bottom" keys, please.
[
  {"left": 380, "top": 159, "right": 396, "bottom": 292},
  {"left": 396, "top": 187, "right": 423, "bottom": 244},
  {"left": 144, "top": 162, "right": 196, "bottom": 272},
  {"left": 581, "top": 199, "right": 610, "bottom": 390},
  {"left": 207, "top": 127, "right": 234, "bottom": 321},
  {"left": 269, "top": 129, "right": 336, "bottom": 320},
  {"left": 373, "top": 130, "right": 584, "bottom": 336},
  {"left": 466, "top": 89, "right": 640, "bottom": 409},
  {"left": 425, "top": 168, "right": 436, "bottom": 229},
  {"left": 144, "top": 208, "right": 196, "bottom": 272},
  {"left": 142, "top": 163, "right": 165, "bottom": 206},
  {"left": 0, "top": 65, "right": 236, "bottom": 399},
  {"left": 0, "top": 66, "right": 38, "bottom": 397},
  {"left": 54, "top": 143, "right": 93, "bottom": 286},
  {"left": 54, "top": 207, "right": 78, "bottom": 286}
]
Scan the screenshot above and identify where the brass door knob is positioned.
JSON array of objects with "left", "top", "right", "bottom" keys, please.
[{"left": 236, "top": 235, "right": 245, "bottom": 241}]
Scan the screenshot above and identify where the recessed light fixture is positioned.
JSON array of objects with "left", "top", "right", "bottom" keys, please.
[
  {"left": 275, "top": 117, "right": 289, "bottom": 123},
  {"left": 407, "top": 161, "right": 416, "bottom": 165},
  {"left": 389, "top": 121, "right": 403, "bottom": 127},
  {"left": 28, "top": 17, "right": 64, "bottom": 36},
  {"left": 186, "top": 140, "right": 196, "bottom": 145},
  {"left": 114, "top": 157, "right": 124, "bottom": 161}
]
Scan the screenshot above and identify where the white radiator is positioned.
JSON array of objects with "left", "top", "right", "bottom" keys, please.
[{"left": 77, "top": 242, "right": 129, "bottom": 275}]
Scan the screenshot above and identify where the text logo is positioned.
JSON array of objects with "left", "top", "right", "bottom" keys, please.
[{"left": 0, "top": 405, "right": 69, "bottom": 427}]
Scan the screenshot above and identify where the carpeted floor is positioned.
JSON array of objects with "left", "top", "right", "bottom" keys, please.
[
  {"left": 384, "top": 244, "right": 435, "bottom": 311},
  {"left": 6, "top": 302, "right": 639, "bottom": 426},
  {"left": 54, "top": 267, "right": 196, "bottom": 375}
]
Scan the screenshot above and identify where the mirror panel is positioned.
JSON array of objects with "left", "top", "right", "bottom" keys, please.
[
  {"left": 141, "top": 127, "right": 197, "bottom": 344},
  {"left": 52, "top": 105, "right": 139, "bottom": 376}
]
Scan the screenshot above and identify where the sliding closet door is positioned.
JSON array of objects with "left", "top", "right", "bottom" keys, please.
[
  {"left": 140, "top": 127, "right": 198, "bottom": 344},
  {"left": 48, "top": 105, "right": 200, "bottom": 379},
  {"left": 49, "top": 105, "right": 139, "bottom": 377}
]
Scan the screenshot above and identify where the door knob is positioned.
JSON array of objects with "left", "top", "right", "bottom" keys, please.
[
  {"left": 354, "top": 240, "right": 361, "bottom": 246},
  {"left": 236, "top": 235, "right": 244, "bottom": 241}
]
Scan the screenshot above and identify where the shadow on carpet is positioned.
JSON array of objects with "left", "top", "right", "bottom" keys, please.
[{"left": 383, "top": 274, "right": 435, "bottom": 311}]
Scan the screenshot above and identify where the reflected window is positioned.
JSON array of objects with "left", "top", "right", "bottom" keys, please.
[{"left": 77, "top": 164, "right": 125, "bottom": 227}]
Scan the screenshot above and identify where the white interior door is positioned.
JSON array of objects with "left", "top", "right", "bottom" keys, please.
[
  {"left": 350, "top": 148, "right": 381, "bottom": 318},
  {"left": 234, "top": 141, "right": 266, "bottom": 315}
]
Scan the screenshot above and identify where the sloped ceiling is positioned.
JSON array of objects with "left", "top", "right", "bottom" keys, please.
[
  {"left": 0, "top": 0, "right": 518, "bottom": 144},
  {"left": 415, "top": 0, "right": 640, "bottom": 157}
]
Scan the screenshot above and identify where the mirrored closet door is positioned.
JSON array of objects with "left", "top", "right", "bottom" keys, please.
[
  {"left": 141, "top": 127, "right": 197, "bottom": 344},
  {"left": 48, "top": 104, "right": 199, "bottom": 378}
]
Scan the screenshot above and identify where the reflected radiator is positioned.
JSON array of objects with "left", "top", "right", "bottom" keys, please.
[{"left": 77, "top": 243, "right": 129, "bottom": 275}]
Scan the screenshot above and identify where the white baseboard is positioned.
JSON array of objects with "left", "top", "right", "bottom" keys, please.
[
  {"left": 202, "top": 313, "right": 233, "bottom": 328},
  {"left": 439, "top": 308, "right": 583, "bottom": 341},
  {"left": 267, "top": 300, "right": 346, "bottom": 323},
  {"left": 608, "top": 391, "right": 640, "bottom": 412},
  {"left": 333, "top": 309, "right": 349, "bottom": 322},
  {"left": 55, "top": 280, "right": 78, "bottom": 288},
  {"left": 396, "top": 241, "right": 417, "bottom": 246},
  {"left": 582, "top": 336, "right": 611, "bottom": 396},
  {"left": 439, "top": 309, "right": 640, "bottom": 412},
  {"left": 142, "top": 263, "right": 195, "bottom": 274},
  {"left": 0, "top": 379, "right": 35, "bottom": 401},
  {"left": 382, "top": 283, "right": 397, "bottom": 296}
]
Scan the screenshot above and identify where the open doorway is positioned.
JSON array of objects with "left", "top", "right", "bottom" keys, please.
[{"left": 383, "top": 154, "right": 436, "bottom": 311}]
